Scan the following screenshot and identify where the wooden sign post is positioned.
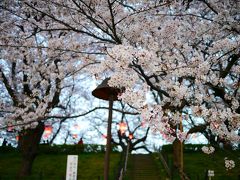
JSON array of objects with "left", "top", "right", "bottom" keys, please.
[{"left": 66, "top": 155, "right": 78, "bottom": 180}]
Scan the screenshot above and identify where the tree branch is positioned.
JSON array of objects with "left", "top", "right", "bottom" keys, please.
[{"left": 0, "top": 68, "right": 18, "bottom": 106}]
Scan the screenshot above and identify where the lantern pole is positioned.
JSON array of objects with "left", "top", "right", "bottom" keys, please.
[
  {"left": 104, "top": 95, "right": 113, "bottom": 180},
  {"left": 124, "top": 138, "right": 130, "bottom": 173},
  {"left": 92, "top": 78, "right": 122, "bottom": 180}
]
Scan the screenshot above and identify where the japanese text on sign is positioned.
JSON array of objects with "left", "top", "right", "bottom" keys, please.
[{"left": 66, "top": 155, "right": 78, "bottom": 180}]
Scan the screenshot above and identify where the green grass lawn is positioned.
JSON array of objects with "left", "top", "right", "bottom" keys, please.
[
  {"left": 154, "top": 148, "right": 240, "bottom": 180},
  {"left": 183, "top": 150, "right": 240, "bottom": 180},
  {"left": 0, "top": 145, "right": 239, "bottom": 180},
  {"left": 0, "top": 151, "right": 120, "bottom": 180}
]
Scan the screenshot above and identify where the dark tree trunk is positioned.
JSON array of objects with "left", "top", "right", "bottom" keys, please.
[
  {"left": 222, "top": 140, "right": 232, "bottom": 150},
  {"left": 173, "top": 138, "right": 185, "bottom": 179},
  {"left": 17, "top": 122, "right": 44, "bottom": 179},
  {"left": 173, "top": 138, "right": 183, "bottom": 169}
]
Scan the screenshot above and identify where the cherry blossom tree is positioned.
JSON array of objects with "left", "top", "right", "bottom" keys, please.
[
  {"left": 1, "top": 0, "right": 239, "bottom": 176},
  {"left": 102, "top": 0, "right": 240, "bottom": 170},
  {"left": 0, "top": 1, "right": 98, "bottom": 177},
  {"left": 103, "top": 0, "right": 239, "bottom": 142}
]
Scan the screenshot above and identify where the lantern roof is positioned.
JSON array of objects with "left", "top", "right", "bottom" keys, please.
[{"left": 92, "top": 78, "right": 122, "bottom": 101}]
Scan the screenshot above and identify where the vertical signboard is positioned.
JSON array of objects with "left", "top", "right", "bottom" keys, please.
[{"left": 66, "top": 155, "right": 78, "bottom": 180}]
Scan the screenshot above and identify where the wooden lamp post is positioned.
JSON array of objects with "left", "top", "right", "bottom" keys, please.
[{"left": 92, "top": 78, "right": 121, "bottom": 180}]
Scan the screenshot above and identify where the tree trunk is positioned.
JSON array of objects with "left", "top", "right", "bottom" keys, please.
[
  {"left": 173, "top": 138, "right": 181, "bottom": 168},
  {"left": 173, "top": 138, "right": 183, "bottom": 169},
  {"left": 17, "top": 122, "right": 44, "bottom": 179},
  {"left": 173, "top": 138, "right": 184, "bottom": 179},
  {"left": 222, "top": 140, "right": 232, "bottom": 150}
]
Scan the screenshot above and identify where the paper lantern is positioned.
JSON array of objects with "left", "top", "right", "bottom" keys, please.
[
  {"left": 129, "top": 134, "right": 133, "bottom": 140},
  {"left": 43, "top": 125, "right": 53, "bottom": 139},
  {"left": 118, "top": 122, "right": 127, "bottom": 135},
  {"left": 72, "top": 134, "right": 78, "bottom": 139},
  {"left": 44, "top": 126, "right": 52, "bottom": 135}
]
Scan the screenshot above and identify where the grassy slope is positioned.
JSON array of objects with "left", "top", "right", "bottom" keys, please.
[
  {"left": 183, "top": 150, "right": 240, "bottom": 180},
  {"left": 153, "top": 149, "right": 240, "bottom": 180},
  {"left": 0, "top": 147, "right": 239, "bottom": 180},
  {"left": 0, "top": 151, "right": 120, "bottom": 180}
]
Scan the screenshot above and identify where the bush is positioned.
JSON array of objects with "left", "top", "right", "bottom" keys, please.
[
  {"left": 161, "top": 144, "right": 173, "bottom": 153},
  {"left": 184, "top": 144, "right": 207, "bottom": 153},
  {"left": 0, "top": 146, "right": 17, "bottom": 153},
  {"left": 0, "top": 143, "right": 120, "bottom": 154},
  {"left": 38, "top": 144, "right": 119, "bottom": 154}
]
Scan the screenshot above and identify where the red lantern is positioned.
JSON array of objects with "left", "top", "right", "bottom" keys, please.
[
  {"left": 43, "top": 125, "right": 52, "bottom": 139},
  {"left": 129, "top": 134, "right": 133, "bottom": 140},
  {"left": 72, "top": 134, "right": 78, "bottom": 139},
  {"left": 119, "top": 122, "right": 127, "bottom": 135},
  {"left": 44, "top": 126, "right": 52, "bottom": 134},
  {"left": 16, "top": 135, "right": 19, "bottom": 141}
]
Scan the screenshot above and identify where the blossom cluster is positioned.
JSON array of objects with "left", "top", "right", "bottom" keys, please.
[
  {"left": 224, "top": 158, "right": 235, "bottom": 171},
  {"left": 201, "top": 146, "right": 215, "bottom": 154}
]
